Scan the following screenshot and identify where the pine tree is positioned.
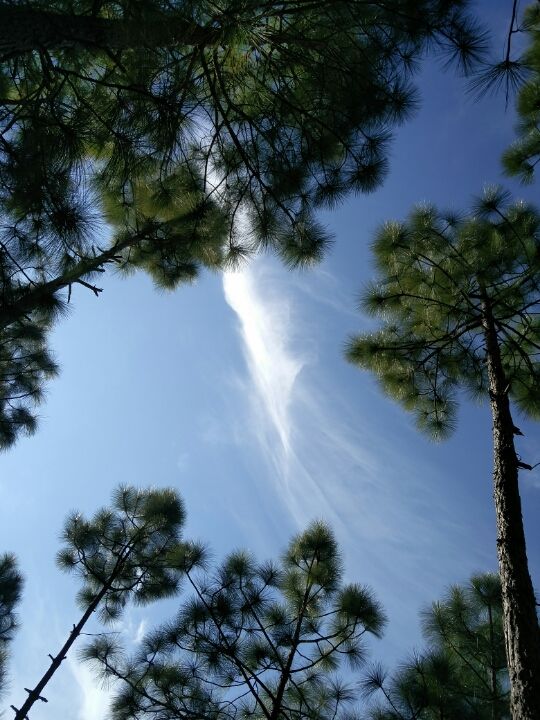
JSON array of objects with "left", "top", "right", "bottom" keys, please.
[
  {"left": 82, "top": 520, "right": 385, "bottom": 720},
  {"left": 502, "top": 4, "right": 540, "bottom": 181},
  {"left": 0, "top": 0, "right": 487, "bottom": 448},
  {"left": 363, "top": 573, "right": 509, "bottom": 720},
  {"left": 346, "top": 187, "right": 540, "bottom": 719},
  {"left": 11, "top": 485, "right": 189, "bottom": 720},
  {"left": 0, "top": 554, "right": 23, "bottom": 698}
]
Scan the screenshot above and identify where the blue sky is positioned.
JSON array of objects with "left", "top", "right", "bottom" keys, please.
[{"left": 1, "top": 1, "right": 540, "bottom": 717}]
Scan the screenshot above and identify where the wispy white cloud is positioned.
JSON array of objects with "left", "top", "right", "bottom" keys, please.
[
  {"left": 223, "top": 268, "right": 303, "bottom": 458},
  {"left": 222, "top": 259, "right": 495, "bottom": 657},
  {"left": 223, "top": 266, "right": 306, "bottom": 517},
  {"left": 112, "top": 612, "right": 149, "bottom": 647},
  {"left": 134, "top": 619, "right": 147, "bottom": 645},
  {"left": 292, "top": 266, "right": 360, "bottom": 319},
  {"left": 222, "top": 261, "right": 413, "bottom": 533}
]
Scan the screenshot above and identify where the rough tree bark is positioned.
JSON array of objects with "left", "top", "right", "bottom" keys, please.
[{"left": 482, "top": 294, "right": 540, "bottom": 720}]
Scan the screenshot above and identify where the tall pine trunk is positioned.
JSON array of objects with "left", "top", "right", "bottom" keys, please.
[
  {"left": 482, "top": 297, "right": 540, "bottom": 720},
  {"left": 0, "top": 5, "right": 215, "bottom": 60}
]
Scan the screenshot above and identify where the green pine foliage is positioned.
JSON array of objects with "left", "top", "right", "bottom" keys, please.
[
  {"left": 346, "top": 186, "right": 540, "bottom": 718},
  {"left": 12, "top": 485, "right": 189, "bottom": 720},
  {"left": 502, "top": 4, "right": 540, "bottom": 182},
  {"left": 7, "top": 490, "right": 385, "bottom": 720},
  {"left": 0, "top": 318, "right": 59, "bottom": 449},
  {"left": 0, "top": 554, "right": 23, "bottom": 697},
  {"left": 56, "top": 485, "right": 188, "bottom": 621},
  {"left": 346, "top": 187, "right": 540, "bottom": 439},
  {"left": 363, "top": 573, "right": 509, "bottom": 720},
  {"left": 0, "top": 0, "right": 487, "bottom": 448},
  {"left": 82, "top": 520, "right": 385, "bottom": 720}
]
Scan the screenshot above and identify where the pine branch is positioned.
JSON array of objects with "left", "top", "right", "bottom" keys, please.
[{"left": 0, "top": 6, "right": 219, "bottom": 61}]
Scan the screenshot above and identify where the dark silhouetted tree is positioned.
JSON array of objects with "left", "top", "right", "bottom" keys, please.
[
  {"left": 83, "top": 520, "right": 385, "bottom": 720},
  {"left": 0, "top": 554, "right": 23, "bottom": 698},
  {"left": 363, "top": 573, "right": 509, "bottom": 720},
  {"left": 0, "top": 0, "right": 487, "bottom": 448},
  {"left": 346, "top": 188, "right": 540, "bottom": 719}
]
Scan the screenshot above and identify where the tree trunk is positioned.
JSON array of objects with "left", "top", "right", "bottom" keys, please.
[
  {"left": 482, "top": 297, "right": 540, "bottom": 720},
  {"left": 12, "top": 583, "right": 109, "bottom": 720},
  {"left": 0, "top": 5, "right": 217, "bottom": 60}
]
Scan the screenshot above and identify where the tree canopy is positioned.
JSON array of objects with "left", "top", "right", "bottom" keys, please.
[
  {"left": 363, "top": 573, "right": 509, "bottom": 720},
  {"left": 83, "top": 520, "right": 385, "bottom": 720},
  {"left": 1, "top": 488, "right": 385, "bottom": 720},
  {"left": 0, "top": 0, "right": 487, "bottom": 449},
  {"left": 346, "top": 186, "right": 540, "bottom": 719},
  {"left": 10, "top": 485, "right": 189, "bottom": 720},
  {"left": 346, "top": 186, "right": 540, "bottom": 439}
]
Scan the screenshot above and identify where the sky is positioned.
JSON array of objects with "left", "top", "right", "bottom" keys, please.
[{"left": 1, "top": 1, "right": 540, "bottom": 718}]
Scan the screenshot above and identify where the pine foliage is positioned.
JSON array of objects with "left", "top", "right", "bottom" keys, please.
[
  {"left": 0, "top": 553, "right": 23, "bottom": 697},
  {"left": 0, "top": 318, "right": 58, "bottom": 448},
  {"left": 0, "top": 0, "right": 487, "bottom": 448},
  {"left": 502, "top": 4, "right": 540, "bottom": 182},
  {"left": 11, "top": 485, "right": 189, "bottom": 720},
  {"left": 363, "top": 573, "right": 510, "bottom": 720},
  {"left": 57, "top": 485, "right": 188, "bottom": 621},
  {"left": 82, "top": 520, "right": 385, "bottom": 720},
  {"left": 346, "top": 187, "right": 540, "bottom": 439}
]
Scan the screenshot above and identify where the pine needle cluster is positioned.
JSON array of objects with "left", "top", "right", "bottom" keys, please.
[
  {"left": 346, "top": 187, "right": 540, "bottom": 439},
  {"left": 57, "top": 485, "right": 188, "bottom": 621},
  {"left": 0, "top": 554, "right": 23, "bottom": 698},
  {"left": 0, "top": 0, "right": 487, "bottom": 447},
  {"left": 82, "top": 520, "right": 385, "bottom": 720},
  {"left": 10, "top": 485, "right": 189, "bottom": 720},
  {"left": 362, "top": 573, "right": 509, "bottom": 720}
]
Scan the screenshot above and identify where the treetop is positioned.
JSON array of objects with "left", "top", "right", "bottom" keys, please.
[{"left": 347, "top": 187, "right": 540, "bottom": 438}]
